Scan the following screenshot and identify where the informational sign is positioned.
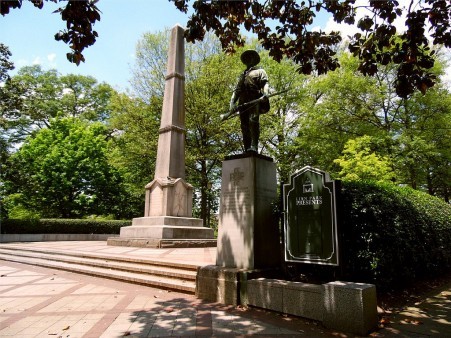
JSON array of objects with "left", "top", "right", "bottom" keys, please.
[{"left": 283, "top": 166, "right": 339, "bottom": 265}]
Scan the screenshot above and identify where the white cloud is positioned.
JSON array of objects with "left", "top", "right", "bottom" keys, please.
[
  {"left": 47, "top": 53, "right": 57, "bottom": 68},
  {"left": 32, "top": 56, "right": 42, "bottom": 65},
  {"left": 13, "top": 54, "right": 58, "bottom": 71},
  {"left": 47, "top": 53, "right": 56, "bottom": 63},
  {"left": 62, "top": 88, "right": 73, "bottom": 95}
]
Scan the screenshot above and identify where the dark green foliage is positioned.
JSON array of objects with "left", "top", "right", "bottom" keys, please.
[
  {"left": 339, "top": 181, "right": 451, "bottom": 289},
  {"left": 173, "top": 0, "right": 451, "bottom": 97},
  {"left": 1, "top": 219, "right": 130, "bottom": 235}
]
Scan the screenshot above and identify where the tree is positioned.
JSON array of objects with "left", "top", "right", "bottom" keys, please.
[
  {"left": 334, "top": 135, "right": 396, "bottom": 183},
  {"left": 293, "top": 51, "right": 451, "bottom": 201},
  {"left": 130, "top": 30, "right": 170, "bottom": 103},
  {"left": 3, "top": 65, "right": 115, "bottom": 144},
  {"left": 0, "top": 44, "right": 21, "bottom": 137},
  {"left": 4, "top": 117, "right": 128, "bottom": 218},
  {"left": 393, "top": 86, "right": 451, "bottom": 201},
  {"left": 185, "top": 49, "right": 242, "bottom": 225},
  {"left": 0, "top": 43, "right": 17, "bottom": 221},
  {"left": 59, "top": 74, "right": 114, "bottom": 122},
  {"left": 107, "top": 91, "right": 161, "bottom": 216},
  {"left": 0, "top": 43, "right": 14, "bottom": 82},
  {"left": 256, "top": 47, "right": 310, "bottom": 183},
  {"left": 171, "top": 0, "right": 450, "bottom": 98}
]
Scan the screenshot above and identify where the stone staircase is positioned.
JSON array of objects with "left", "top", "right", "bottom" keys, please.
[{"left": 0, "top": 245, "right": 197, "bottom": 294}]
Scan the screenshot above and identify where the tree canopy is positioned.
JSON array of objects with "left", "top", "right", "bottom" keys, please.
[
  {"left": 5, "top": 117, "right": 128, "bottom": 218},
  {"left": 172, "top": 0, "right": 450, "bottom": 98},
  {"left": 2, "top": 65, "right": 115, "bottom": 145},
  {"left": 2, "top": 1, "right": 449, "bottom": 97},
  {"left": 171, "top": 0, "right": 451, "bottom": 97}
]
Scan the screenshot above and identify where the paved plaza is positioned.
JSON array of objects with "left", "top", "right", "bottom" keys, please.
[
  {"left": 0, "top": 261, "right": 333, "bottom": 337},
  {"left": 0, "top": 241, "right": 449, "bottom": 337}
]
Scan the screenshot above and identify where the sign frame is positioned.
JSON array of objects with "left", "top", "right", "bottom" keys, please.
[{"left": 283, "top": 166, "right": 339, "bottom": 266}]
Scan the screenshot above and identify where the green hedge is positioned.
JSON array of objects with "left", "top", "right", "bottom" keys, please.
[
  {"left": 339, "top": 181, "right": 451, "bottom": 289},
  {"left": 1, "top": 219, "right": 131, "bottom": 234}
]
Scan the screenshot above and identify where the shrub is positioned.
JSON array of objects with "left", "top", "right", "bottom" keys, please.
[
  {"left": 1, "top": 219, "right": 130, "bottom": 235},
  {"left": 339, "top": 181, "right": 451, "bottom": 289}
]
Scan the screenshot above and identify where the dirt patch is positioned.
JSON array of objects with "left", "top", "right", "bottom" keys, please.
[{"left": 377, "top": 272, "right": 451, "bottom": 312}]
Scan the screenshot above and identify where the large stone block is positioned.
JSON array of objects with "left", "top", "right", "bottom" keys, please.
[
  {"left": 196, "top": 266, "right": 270, "bottom": 306},
  {"left": 196, "top": 265, "right": 242, "bottom": 305},
  {"left": 244, "top": 279, "right": 377, "bottom": 335},
  {"left": 216, "top": 154, "right": 280, "bottom": 269},
  {"left": 323, "top": 281, "right": 378, "bottom": 336},
  {"left": 132, "top": 216, "right": 203, "bottom": 227},
  {"left": 247, "top": 279, "right": 284, "bottom": 312},
  {"left": 283, "top": 282, "right": 323, "bottom": 321},
  {"left": 118, "top": 216, "right": 214, "bottom": 241},
  {"left": 246, "top": 279, "right": 323, "bottom": 321},
  {"left": 120, "top": 225, "right": 213, "bottom": 239}
]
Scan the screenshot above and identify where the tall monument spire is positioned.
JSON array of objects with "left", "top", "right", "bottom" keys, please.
[
  {"left": 155, "top": 24, "right": 186, "bottom": 180},
  {"left": 144, "top": 24, "right": 191, "bottom": 218},
  {"left": 108, "top": 24, "right": 215, "bottom": 248}
]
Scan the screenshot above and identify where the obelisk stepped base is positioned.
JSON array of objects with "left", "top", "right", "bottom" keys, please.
[
  {"left": 121, "top": 216, "right": 213, "bottom": 239},
  {"left": 107, "top": 216, "right": 216, "bottom": 248}
]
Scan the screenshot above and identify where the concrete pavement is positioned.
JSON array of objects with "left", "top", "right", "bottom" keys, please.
[
  {"left": 0, "top": 241, "right": 449, "bottom": 337},
  {"left": 0, "top": 260, "right": 334, "bottom": 337}
]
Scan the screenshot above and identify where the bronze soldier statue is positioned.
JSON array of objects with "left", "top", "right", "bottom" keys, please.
[{"left": 228, "top": 50, "right": 270, "bottom": 153}]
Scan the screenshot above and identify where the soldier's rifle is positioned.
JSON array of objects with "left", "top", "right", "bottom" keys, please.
[{"left": 220, "top": 89, "right": 290, "bottom": 122}]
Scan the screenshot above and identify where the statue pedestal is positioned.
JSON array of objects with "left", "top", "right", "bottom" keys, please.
[
  {"left": 196, "top": 153, "right": 280, "bottom": 304},
  {"left": 216, "top": 153, "right": 280, "bottom": 269}
]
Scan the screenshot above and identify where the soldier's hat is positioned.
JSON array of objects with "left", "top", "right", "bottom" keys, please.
[{"left": 241, "top": 50, "right": 260, "bottom": 66}]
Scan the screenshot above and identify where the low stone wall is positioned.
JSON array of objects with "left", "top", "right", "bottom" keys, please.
[
  {"left": 196, "top": 268, "right": 378, "bottom": 336},
  {"left": 247, "top": 278, "right": 378, "bottom": 336},
  {"left": 247, "top": 278, "right": 324, "bottom": 321},
  {"left": 0, "top": 234, "right": 116, "bottom": 243}
]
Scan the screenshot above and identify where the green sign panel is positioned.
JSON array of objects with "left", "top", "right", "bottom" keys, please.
[{"left": 283, "top": 166, "right": 339, "bottom": 265}]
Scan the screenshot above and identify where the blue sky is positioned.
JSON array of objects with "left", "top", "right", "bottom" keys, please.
[
  {"left": 1, "top": 0, "right": 334, "bottom": 92},
  {"left": 1, "top": 0, "right": 191, "bottom": 91}
]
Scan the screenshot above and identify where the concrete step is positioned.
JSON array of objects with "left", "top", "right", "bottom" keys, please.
[
  {"left": 0, "top": 245, "right": 198, "bottom": 271},
  {"left": 0, "top": 248, "right": 196, "bottom": 281},
  {"left": 0, "top": 246, "right": 197, "bottom": 294}
]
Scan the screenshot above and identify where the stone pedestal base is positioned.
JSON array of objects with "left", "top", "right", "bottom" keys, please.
[
  {"left": 108, "top": 216, "right": 215, "bottom": 248},
  {"left": 144, "top": 178, "right": 193, "bottom": 217},
  {"left": 216, "top": 153, "right": 280, "bottom": 269},
  {"left": 107, "top": 238, "right": 217, "bottom": 248},
  {"left": 195, "top": 265, "right": 274, "bottom": 306}
]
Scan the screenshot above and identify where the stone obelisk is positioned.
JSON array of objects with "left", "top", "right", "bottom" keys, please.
[{"left": 109, "top": 24, "right": 215, "bottom": 248}]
